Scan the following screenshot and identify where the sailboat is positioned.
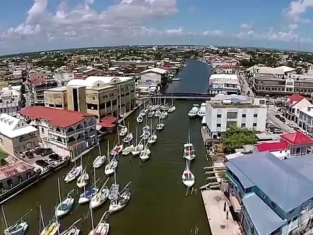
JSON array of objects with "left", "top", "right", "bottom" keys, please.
[
  {"left": 132, "top": 127, "right": 144, "bottom": 156},
  {"left": 60, "top": 219, "right": 81, "bottom": 235},
  {"left": 93, "top": 143, "right": 106, "bottom": 169},
  {"left": 122, "top": 123, "right": 133, "bottom": 143},
  {"left": 39, "top": 205, "right": 60, "bottom": 235},
  {"left": 168, "top": 96, "right": 176, "bottom": 113},
  {"left": 119, "top": 125, "right": 128, "bottom": 137},
  {"left": 109, "top": 182, "right": 131, "bottom": 213},
  {"left": 183, "top": 130, "right": 196, "bottom": 161},
  {"left": 77, "top": 166, "right": 89, "bottom": 189},
  {"left": 105, "top": 154, "right": 118, "bottom": 176},
  {"left": 140, "top": 141, "right": 151, "bottom": 162},
  {"left": 148, "top": 119, "right": 157, "bottom": 144},
  {"left": 122, "top": 144, "right": 134, "bottom": 156},
  {"left": 55, "top": 178, "right": 74, "bottom": 218},
  {"left": 108, "top": 170, "right": 120, "bottom": 201},
  {"left": 2, "top": 206, "right": 31, "bottom": 235},
  {"left": 78, "top": 168, "right": 99, "bottom": 204},
  {"left": 90, "top": 178, "right": 110, "bottom": 209},
  {"left": 88, "top": 210, "right": 110, "bottom": 235},
  {"left": 136, "top": 114, "right": 143, "bottom": 123},
  {"left": 111, "top": 129, "right": 123, "bottom": 155},
  {"left": 156, "top": 117, "right": 165, "bottom": 131},
  {"left": 64, "top": 164, "right": 83, "bottom": 183},
  {"left": 142, "top": 114, "right": 150, "bottom": 132},
  {"left": 182, "top": 161, "right": 195, "bottom": 188}
]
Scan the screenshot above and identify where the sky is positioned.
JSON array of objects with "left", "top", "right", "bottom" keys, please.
[{"left": 1, "top": 0, "right": 313, "bottom": 55}]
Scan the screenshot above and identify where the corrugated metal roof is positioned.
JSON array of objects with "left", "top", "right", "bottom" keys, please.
[
  {"left": 225, "top": 161, "right": 255, "bottom": 189},
  {"left": 243, "top": 193, "right": 285, "bottom": 235}
]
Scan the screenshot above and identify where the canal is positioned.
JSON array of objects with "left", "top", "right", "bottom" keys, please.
[{"left": 167, "top": 59, "right": 211, "bottom": 93}]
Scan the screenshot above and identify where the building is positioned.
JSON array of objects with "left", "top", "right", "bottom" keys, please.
[
  {"left": 283, "top": 94, "right": 311, "bottom": 123},
  {"left": 9, "top": 70, "right": 23, "bottom": 85},
  {"left": 208, "top": 74, "right": 240, "bottom": 95},
  {"left": 214, "top": 64, "right": 237, "bottom": 74},
  {"left": 0, "top": 114, "right": 38, "bottom": 156},
  {"left": 18, "top": 106, "right": 97, "bottom": 158},
  {"left": 0, "top": 86, "right": 21, "bottom": 116},
  {"left": 53, "top": 72, "right": 75, "bottom": 86},
  {"left": 138, "top": 68, "right": 167, "bottom": 92},
  {"left": 225, "top": 152, "right": 313, "bottom": 235},
  {"left": 205, "top": 95, "right": 267, "bottom": 138},
  {"left": 299, "top": 106, "right": 313, "bottom": 136},
  {"left": 44, "top": 76, "right": 136, "bottom": 122}
]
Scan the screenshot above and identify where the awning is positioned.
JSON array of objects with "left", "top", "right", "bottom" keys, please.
[{"left": 99, "top": 116, "right": 118, "bottom": 128}]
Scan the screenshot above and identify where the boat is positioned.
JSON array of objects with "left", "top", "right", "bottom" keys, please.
[
  {"left": 108, "top": 170, "right": 120, "bottom": 201},
  {"left": 78, "top": 169, "right": 99, "bottom": 204},
  {"left": 147, "top": 111, "right": 154, "bottom": 118},
  {"left": 122, "top": 123, "right": 133, "bottom": 143},
  {"left": 77, "top": 167, "right": 89, "bottom": 189},
  {"left": 109, "top": 182, "right": 131, "bottom": 213},
  {"left": 140, "top": 130, "right": 150, "bottom": 140},
  {"left": 140, "top": 141, "right": 151, "bottom": 162},
  {"left": 132, "top": 127, "right": 144, "bottom": 156},
  {"left": 154, "top": 110, "right": 162, "bottom": 117},
  {"left": 64, "top": 165, "right": 82, "bottom": 183},
  {"left": 137, "top": 115, "right": 143, "bottom": 123},
  {"left": 60, "top": 219, "right": 81, "bottom": 235},
  {"left": 188, "top": 104, "right": 199, "bottom": 118},
  {"left": 2, "top": 206, "right": 31, "bottom": 235},
  {"left": 168, "top": 96, "right": 176, "bottom": 113},
  {"left": 88, "top": 210, "right": 110, "bottom": 235},
  {"left": 122, "top": 145, "right": 134, "bottom": 155},
  {"left": 39, "top": 205, "right": 60, "bottom": 235},
  {"left": 93, "top": 143, "right": 106, "bottom": 169},
  {"left": 182, "top": 161, "right": 195, "bottom": 188},
  {"left": 90, "top": 178, "right": 110, "bottom": 209},
  {"left": 156, "top": 123, "right": 164, "bottom": 130},
  {"left": 160, "top": 111, "right": 168, "bottom": 120},
  {"left": 105, "top": 155, "right": 118, "bottom": 176},
  {"left": 56, "top": 178, "right": 74, "bottom": 218},
  {"left": 111, "top": 129, "right": 123, "bottom": 155},
  {"left": 197, "top": 103, "right": 206, "bottom": 117},
  {"left": 183, "top": 130, "right": 196, "bottom": 161},
  {"left": 142, "top": 125, "right": 150, "bottom": 132},
  {"left": 148, "top": 120, "right": 157, "bottom": 144},
  {"left": 119, "top": 125, "right": 127, "bottom": 137}
]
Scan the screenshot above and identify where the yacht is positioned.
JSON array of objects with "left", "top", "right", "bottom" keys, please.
[
  {"left": 77, "top": 167, "right": 89, "bottom": 189},
  {"left": 140, "top": 142, "right": 151, "bottom": 162},
  {"left": 90, "top": 178, "right": 110, "bottom": 210},
  {"left": 182, "top": 161, "right": 195, "bottom": 188},
  {"left": 88, "top": 211, "right": 110, "bottom": 235},
  {"left": 64, "top": 165, "right": 82, "bottom": 183},
  {"left": 109, "top": 182, "right": 131, "bottom": 213},
  {"left": 2, "top": 207, "right": 31, "bottom": 235},
  {"left": 183, "top": 130, "right": 196, "bottom": 161},
  {"left": 60, "top": 219, "right": 81, "bottom": 235},
  {"left": 197, "top": 103, "right": 206, "bottom": 117},
  {"left": 188, "top": 104, "right": 199, "bottom": 118},
  {"left": 105, "top": 155, "right": 118, "bottom": 176},
  {"left": 93, "top": 144, "right": 106, "bottom": 169},
  {"left": 56, "top": 178, "right": 74, "bottom": 218}
]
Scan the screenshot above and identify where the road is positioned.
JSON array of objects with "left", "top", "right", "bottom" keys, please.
[
  {"left": 239, "top": 74, "right": 254, "bottom": 97},
  {"left": 267, "top": 105, "right": 294, "bottom": 133}
]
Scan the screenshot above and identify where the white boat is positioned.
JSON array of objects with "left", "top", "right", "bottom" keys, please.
[
  {"left": 64, "top": 165, "right": 82, "bottom": 183},
  {"left": 197, "top": 103, "right": 206, "bottom": 117},
  {"left": 137, "top": 115, "right": 143, "bottom": 123},
  {"left": 132, "top": 128, "right": 144, "bottom": 156},
  {"left": 105, "top": 155, "right": 118, "bottom": 176},
  {"left": 143, "top": 125, "right": 150, "bottom": 132},
  {"left": 140, "top": 142, "right": 151, "bottom": 162},
  {"left": 148, "top": 134, "right": 157, "bottom": 144},
  {"left": 60, "top": 219, "right": 81, "bottom": 235},
  {"left": 122, "top": 133, "right": 133, "bottom": 143},
  {"left": 188, "top": 104, "right": 199, "bottom": 118},
  {"left": 109, "top": 182, "right": 131, "bottom": 213},
  {"left": 77, "top": 167, "right": 89, "bottom": 189},
  {"left": 141, "top": 131, "right": 150, "bottom": 140},
  {"left": 108, "top": 171, "right": 120, "bottom": 201},
  {"left": 147, "top": 111, "right": 154, "bottom": 118},
  {"left": 183, "top": 130, "right": 196, "bottom": 161},
  {"left": 88, "top": 210, "right": 110, "bottom": 235},
  {"left": 168, "top": 96, "right": 176, "bottom": 113},
  {"left": 156, "top": 123, "right": 164, "bottom": 130},
  {"left": 56, "top": 178, "right": 74, "bottom": 218},
  {"left": 2, "top": 206, "right": 31, "bottom": 235},
  {"left": 122, "top": 145, "right": 134, "bottom": 155},
  {"left": 90, "top": 178, "right": 110, "bottom": 209},
  {"left": 182, "top": 161, "right": 195, "bottom": 188},
  {"left": 39, "top": 205, "right": 60, "bottom": 235},
  {"left": 119, "top": 125, "right": 128, "bottom": 137},
  {"left": 93, "top": 144, "right": 106, "bottom": 169},
  {"left": 78, "top": 169, "right": 99, "bottom": 204}
]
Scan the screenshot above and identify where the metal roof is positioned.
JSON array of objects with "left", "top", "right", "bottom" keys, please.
[{"left": 227, "top": 152, "right": 313, "bottom": 212}]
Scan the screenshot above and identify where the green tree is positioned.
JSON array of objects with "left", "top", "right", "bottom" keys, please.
[{"left": 223, "top": 125, "right": 257, "bottom": 153}]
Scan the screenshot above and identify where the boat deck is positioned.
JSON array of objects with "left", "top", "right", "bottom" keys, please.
[{"left": 201, "top": 190, "right": 242, "bottom": 235}]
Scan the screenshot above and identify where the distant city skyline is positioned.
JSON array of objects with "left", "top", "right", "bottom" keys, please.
[{"left": 0, "top": 0, "right": 312, "bottom": 55}]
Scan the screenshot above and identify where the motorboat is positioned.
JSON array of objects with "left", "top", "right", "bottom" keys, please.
[
  {"left": 88, "top": 211, "right": 110, "bottom": 235},
  {"left": 56, "top": 178, "right": 74, "bottom": 218},
  {"left": 77, "top": 168, "right": 89, "bottom": 189},
  {"left": 182, "top": 161, "right": 195, "bottom": 188},
  {"left": 109, "top": 182, "right": 131, "bottom": 213},
  {"left": 140, "top": 142, "right": 151, "bottom": 162},
  {"left": 137, "top": 115, "right": 143, "bottom": 123},
  {"left": 108, "top": 171, "right": 120, "bottom": 201},
  {"left": 64, "top": 165, "right": 82, "bottom": 183},
  {"left": 188, "top": 104, "right": 199, "bottom": 118},
  {"left": 90, "top": 178, "right": 110, "bottom": 210},
  {"left": 122, "top": 132, "right": 133, "bottom": 144},
  {"left": 93, "top": 144, "right": 106, "bottom": 169},
  {"left": 60, "top": 219, "right": 81, "bottom": 235},
  {"left": 104, "top": 156, "right": 118, "bottom": 176},
  {"left": 197, "top": 103, "right": 206, "bottom": 117},
  {"left": 183, "top": 130, "right": 196, "bottom": 161},
  {"left": 110, "top": 143, "right": 123, "bottom": 155},
  {"left": 39, "top": 206, "right": 60, "bottom": 235},
  {"left": 122, "top": 145, "right": 134, "bottom": 156},
  {"left": 78, "top": 169, "right": 99, "bottom": 204},
  {"left": 2, "top": 207, "right": 31, "bottom": 235},
  {"left": 119, "top": 125, "right": 127, "bottom": 137}
]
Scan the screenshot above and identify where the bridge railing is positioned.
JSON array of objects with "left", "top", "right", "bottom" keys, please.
[{"left": 165, "top": 92, "right": 209, "bottom": 97}]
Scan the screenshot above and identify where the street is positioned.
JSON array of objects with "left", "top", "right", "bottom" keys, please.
[{"left": 267, "top": 105, "right": 294, "bottom": 133}]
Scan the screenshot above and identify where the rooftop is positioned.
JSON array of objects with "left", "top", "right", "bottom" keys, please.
[
  {"left": 0, "top": 114, "right": 37, "bottom": 138},
  {"left": 209, "top": 74, "right": 238, "bottom": 80},
  {"left": 209, "top": 102, "right": 260, "bottom": 109},
  {"left": 256, "top": 141, "right": 288, "bottom": 152},
  {"left": 281, "top": 132, "right": 313, "bottom": 145},
  {"left": 141, "top": 68, "right": 167, "bottom": 75},
  {"left": 18, "top": 106, "right": 95, "bottom": 128},
  {"left": 46, "top": 86, "right": 67, "bottom": 92},
  {"left": 0, "top": 157, "right": 34, "bottom": 181},
  {"left": 286, "top": 94, "right": 304, "bottom": 106}
]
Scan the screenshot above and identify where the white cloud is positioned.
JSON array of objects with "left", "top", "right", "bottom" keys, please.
[
  {"left": 285, "top": 0, "right": 313, "bottom": 22},
  {"left": 202, "top": 30, "right": 223, "bottom": 36},
  {"left": 240, "top": 23, "right": 253, "bottom": 29},
  {"left": 289, "top": 23, "right": 298, "bottom": 30}
]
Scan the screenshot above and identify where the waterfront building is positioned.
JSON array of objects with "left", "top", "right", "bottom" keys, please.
[
  {"left": 18, "top": 106, "right": 97, "bottom": 158},
  {"left": 0, "top": 86, "right": 21, "bottom": 116},
  {"left": 0, "top": 156, "right": 35, "bottom": 193},
  {"left": 282, "top": 94, "right": 311, "bottom": 123},
  {"left": 0, "top": 114, "right": 38, "bottom": 156},
  {"left": 299, "top": 106, "right": 313, "bottom": 136},
  {"left": 225, "top": 152, "right": 313, "bottom": 234},
  {"left": 137, "top": 68, "right": 168, "bottom": 92},
  {"left": 214, "top": 64, "right": 237, "bottom": 74},
  {"left": 208, "top": 74, "right": 240, "bottom": 95},
  {"left": 205, "top": 95, "right": 267, "bottom": 138},
  {"left": 44, "top": 76, "right": 136, "bottom": 122}
]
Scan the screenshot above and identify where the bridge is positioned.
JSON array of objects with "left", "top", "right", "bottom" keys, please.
[{"left": 140, "top": 92, "right": 211, "bottom": 100}]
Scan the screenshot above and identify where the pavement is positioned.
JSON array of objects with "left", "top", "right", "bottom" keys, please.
[
  {"left": 267, "top": 105, "right": 295, "bottom": 134},
  {"left": 239, "top": 75, "right": 254, "bottom": 97}
]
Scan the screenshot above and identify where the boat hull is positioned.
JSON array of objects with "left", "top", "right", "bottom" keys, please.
[
  {"left": 40, "top": 223, "right": 60, "bottom": 235},
  {"left": 56, "top": 198, "right": 74, "bottom": 218},
  {"left": 60, "top": 227, "right": 80, "bottom": 235},
  {"left": 4, "top": 222, "right": 28, "bottom": 235}
]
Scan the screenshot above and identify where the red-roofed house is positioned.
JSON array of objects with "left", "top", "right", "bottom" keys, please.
[
  {"left": 283, "top": 94, "right": 311, "bottom": 123},
  {"left": 18, "top": 106, "right": 98, "bottom": 158},
  {"left": 256, "top": 141, "right": 288, "bottom": 152}
]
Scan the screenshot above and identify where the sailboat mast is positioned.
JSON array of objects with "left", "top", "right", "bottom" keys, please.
[
  {"left": 98, "top": 143, "right": 101, "bottom": 156},
  {"left": 1, "top": 206, "right": 9, "bottom": 229},
  {"left": 107, "top": 141, "right": 110, "bottom": 161},
  {"left": 188, "top": 129, "right": 191, "bottom": 144},
  {"left": 57, "top": 178, "right": 61, "bottom": 203},
  {"left": 93, "top": 167, "right": 97, "bottom": 186},
  {"left": 135, "top": 127, "right": 138, "bottom": 145},
  {"left": 39, "top": 205, "right": 45, "bottom": 230},
  {"left": 114, "top": 169, "right": 117, "bottom": 184},
  {"left": 90, "top": 208, "right": 95, "bottom": 230}
]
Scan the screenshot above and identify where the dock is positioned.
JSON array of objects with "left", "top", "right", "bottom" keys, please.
[{"left": 201, "top": 190, "right": 241, "bottom": 235}]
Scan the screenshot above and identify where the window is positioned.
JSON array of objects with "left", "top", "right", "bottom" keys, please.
[
  {"left": 241, "top": 123, "right": 246, "bottom": 127},
  {"left": 253, "top": 114, "right": 257, "bottom": 117},
  {"left": 217, "top": 114, "right": 221, "bottom": 118},
  {"left": 41, "top": 128, "right": 44, "bottom": 133},
  {"left": 242, "top": 114, "right": 246, "bottom": 118},
  {"left": 271, "top": 201, "right": 276, "bottom": 208},
  {"left": 262, "top": 194, "right": 267, "bottom": 200},
  {"left": 253, "top": 123, "right": 257, "bottom": 127},
  {"left": 217, "top": 124, "right": 221, "bottom": 127}
]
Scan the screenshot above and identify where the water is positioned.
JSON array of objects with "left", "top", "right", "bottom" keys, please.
[{"left": 167, "top": 59, "right": 211, "bottom": 93}]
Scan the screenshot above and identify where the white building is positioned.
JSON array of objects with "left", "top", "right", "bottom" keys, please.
[
  {"left": 138, "top": 68, "right": 167, "bottom": 92},
  {"left": 18, "top": 106, "right": 98, "bottom": 158},
  {"left": 205, "top": 95, "right": 267, "bottom": 138},
  {"left": 299, "top": 106, "right": 313, "bottom": 136},
  {"left": 54, "top": 72, "right": 75, "bottom": 86},
  {"left": 0, "top": 86, "right": 21, "bottom": 116},
  {"left": 208, "top": 74, "right": 240, "bottom": 95}
]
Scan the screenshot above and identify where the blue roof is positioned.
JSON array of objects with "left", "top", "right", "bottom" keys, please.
[
  {"left": 242, "top": 193, "right": 285, "bottom": 235},
  {"left": 227, "top": 152, "right": 313, "bottom": 212},
  {"left": 225, "top": 161, "right": 255, "bottom": 189},
  {"left": 285, "top": 154, "right": 313, "bottom": 182}
]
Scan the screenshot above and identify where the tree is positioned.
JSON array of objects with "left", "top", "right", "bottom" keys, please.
[{"left": 223, "top": 125, "right": 257, "bottom": 153}]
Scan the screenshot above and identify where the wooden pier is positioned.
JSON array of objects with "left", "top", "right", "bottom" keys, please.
[{"left": 201, "top": 190, "right": 241, "bottom": 235}]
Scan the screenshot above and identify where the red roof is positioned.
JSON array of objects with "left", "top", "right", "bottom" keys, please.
[
  {"left": 287, "top": 94, "right": 304, "bottom": 106},
  {"left": 281, "top": 132, "right": 313, "bottom": 145},
  {"left": 19, "top": 106, "right": 95, "bottom": 128},
  {"left": 99, "top": 116, "right": 118, "bottom": 128},
  {"left": 256, "top": 141, "right": 288, "bottom": 152}
]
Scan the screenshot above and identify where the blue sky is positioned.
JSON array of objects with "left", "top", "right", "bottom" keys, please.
[{"left": 0, "top": 0, "right": 312, "bottom": 54}]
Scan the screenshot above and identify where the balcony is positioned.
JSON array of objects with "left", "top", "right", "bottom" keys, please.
[{"left": 49, "top": 128, "right": 85, "bottom": 137}]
